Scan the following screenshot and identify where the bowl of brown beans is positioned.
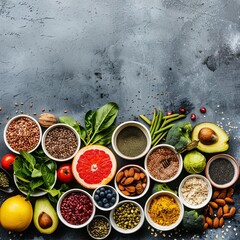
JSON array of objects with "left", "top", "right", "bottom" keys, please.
[
  {"left": 114, "top": 164, "right": 150, "bottom": 200},
  {"left": 144, "top": 144, "right": 183, "bottom": 183},
  {"left": 41, "top": 123, "right": 81, "bottom": 161},
  {"left": 57, "top": 188, "right": 96, "bottom": 229},
  {"left": 109, "top": 200, "right": 144, "bottom": 234},
  {"left": 4, "top": 114, "right": 42, "bottom": 154},
  {"left": 87, "top": 215, "right": 111, "bottom": 239},
  {"left": 144, "top": 191, "right": 184, "bottom": 231}
]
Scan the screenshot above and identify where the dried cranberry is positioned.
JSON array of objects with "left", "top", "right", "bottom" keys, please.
[
  {"left": 200, "top": 107, "right": 206, "bottom": 113},
  {"left": 167, "top": 111, "right": 173, "bottom": 116},
  {"left": 179, "top": 107, "right": 186, "bottom": 114},
  {"left": 191, "top": 114, "right": 196, "bottom": 121}
]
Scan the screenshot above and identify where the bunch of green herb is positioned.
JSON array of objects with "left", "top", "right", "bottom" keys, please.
[
  {"left": 59, "top": 102, "right": 119, "bottom": 146},
  {"left": 13, "top": 150, "right": 67, "bottom": 200}
]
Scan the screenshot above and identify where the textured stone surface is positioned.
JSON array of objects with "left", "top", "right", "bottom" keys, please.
[{"left": 0, "top": 1, "right": 239, "bottom": 239}]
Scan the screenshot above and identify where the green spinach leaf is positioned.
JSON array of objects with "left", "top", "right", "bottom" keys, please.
[
  {"left": 20, "top": 151, "right": 36, "bottom": 169},
  {"left": 41, "top": 164, "right": 55, "bottom": 189}
]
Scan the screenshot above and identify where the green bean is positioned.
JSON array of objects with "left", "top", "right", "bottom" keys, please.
[
  {"left": 154, "top": 123, "right": 175, "bottom": 135},
  {"left": 152, "top": 110, "right": 163, "bottom": 137},
  {"left": 152, "top": 131, "right": 168, "bottom": 146},
  {"left": 162, "top": 113, "right": 181, "bottom": 120},
  {"left": 149, "top": 108, "right": 157, "bottom": 135},
  {"left": 161, "top": 114, "right": 186, "bottom": 128},
  {"left": 139, "top": 115, "right": 151, "bottom": 125}
]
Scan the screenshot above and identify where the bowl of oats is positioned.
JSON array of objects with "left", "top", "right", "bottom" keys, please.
[{"left": 178, "top": 174, "right": 212, "bottom": 209}]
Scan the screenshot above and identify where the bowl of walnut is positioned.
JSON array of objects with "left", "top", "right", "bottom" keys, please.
[{"left": 114, "top": 164, "right": 150, "bottom": 200}]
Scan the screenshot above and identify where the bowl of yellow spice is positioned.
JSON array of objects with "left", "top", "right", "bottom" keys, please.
[{"left": 144, "top": 191, "right": 184, "bottom": 231}]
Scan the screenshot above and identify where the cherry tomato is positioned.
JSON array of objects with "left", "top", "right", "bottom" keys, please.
[
  {"left": 1, "top": 153, "right": 16, "bottom": 171},
  {"left": 57, "top": 163, "right": 74, "bottom": 183}
]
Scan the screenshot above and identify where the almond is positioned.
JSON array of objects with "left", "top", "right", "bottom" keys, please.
[
  {"left": 217, "top": 207, "right": 223, "bottom": 218},
  {"left": 209, "top": 206, "right": 214, "bottom": 217},
  {"left": 133, "top": 167, "right": 141, "bottom": 173},
  {"left": 209, "top": 201, "right": 218, "bottom": 209},
  {"left": 124, "top": 169, "right": 129, "bottom": 178},
  {"left": 219, "top": 217, "right": 224, "bottom": 227},
  {"left": 118, "top": 184, "right": 125, "bottom": 191},
  {"left": 128, "top": 168, "right": 135, "bottom": 177},
  {"left": 226, "top": 188, "right": 234, "bottom": 198},
  {"left": 223, "top": 204, "right": 229, "bottom": 214},
  {"left": 125, "top": 186, "right": 136, "bottom": 193},
  {"left": 203, "top": 222, "right": 208, "bottom": 230},
  {"left": 203, "top": 205, "right": 210, "bottom": 215},
  {"left": 205, "top": 217, "right": 213, "bottom": 228},
  {"left": 140, "top": 172, "right": 145, "bottom": 179},
  {"left": 212, "top": 190, "right": 220, "bottom": 200},
  {"left": 134, "top": 172, "right": 141, "bottom": 181},
  {"left": 121, "top": 190, "right": 130, "bottom": 196},
  {"left": 123, "top": 177, "right": 134, "bottom": 185},
  {"left": 214, "top": 199, "right": 226, "bottom": 206},
  {"left": 136, "top": 183, "right": 143, "bottom": 194},
  {"left": 223, "top": 207, "right": 236, "bottom": 218},
  {"left": 116, "top": 171, "right": 124, "bottom": 183},
  {"left": 224, "top": 197, "right": 234, "bottom": 204},
  {"left": 218, "top": 189, "right": 227, "bottom": 199},
  {"left": 213, "top": 217, "right": 219, "bottom": 228},
  {"left": 143, "top": 177, "right": 147, "bottom": 183},
  {"left": 120, "top": 177, "right": 127, "bottom": 185}
]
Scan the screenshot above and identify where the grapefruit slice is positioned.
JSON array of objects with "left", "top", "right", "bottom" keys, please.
[{"left": 72, "top": 145, "right": 117, "bottom": 189}]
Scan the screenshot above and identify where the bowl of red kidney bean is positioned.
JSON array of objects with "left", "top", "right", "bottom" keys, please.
[
  {"left": 4, "top": 114, "right": 42, "bottom": 154},
  {"left": 57, "top": 188, "right": 96, "bottom": 229},
  {"left": 41, "top": 123, "right": 81, "bottom": 161}
]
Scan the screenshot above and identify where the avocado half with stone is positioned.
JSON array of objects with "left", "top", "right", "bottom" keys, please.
[
  {"left": 33, "top": 197, "right": 59, "bottom": 234},
  {"left": 192, "top": 122, "right": 229, "bottom": 153}
]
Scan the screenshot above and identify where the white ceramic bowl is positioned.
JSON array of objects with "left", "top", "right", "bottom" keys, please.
[
  {"left": 4, "top": 114, "right": 42, "bottom": 154},
  {"left": 111, "top": 121, "right": 151, "bottom": 160},
  {"left": 57, "top": 188, "right": 96, "bottom": 229},
  {"left": 92, "top": 185, "right": 119, "bottom": 211},
  {"left": 42, "top": 123, "right": 81, "bottom": 161},
  {"left": 205, "top": 154, "right": 240, "bottom": 189},
  {"left": 178, "top": 174, "right": 212, "bottom": 209},
  {"left": 13, "top": 171, "right": 57, "bottom": 197},
  {"left": 109, "top": 200, "right": 144, "bottom": 234},
  {"left": 144, "top": 191, "right": 184, "bottom": 231},
  {"left": 144, "top": 144, "right": 183, "bottom": 183},
  {"left": 114, "top": 164, "right": 150, "bottom": 200},
  {"left": 87, "top": 215, "right": 111, "bottom": 240}
]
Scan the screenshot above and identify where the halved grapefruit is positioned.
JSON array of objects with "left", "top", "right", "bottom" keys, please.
[{"left": 72, "top": 145, "right": 117, "bottom": 189}]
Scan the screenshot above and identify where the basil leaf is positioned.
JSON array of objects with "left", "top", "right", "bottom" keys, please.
[
  {"left": 41, "top": 164, "right": 55, "bottom": 189},
  {"left": 85, "top": 110, "right": 95, "bottom": 134},
  {"left": 13, "top": 156, "right": 24, "bottom": 172},
  {"left": 30, "top": 178, "right": 44, "bottom": 190},
  {"left": 20, "top": 151, "right": 36, "bottom": 169},
  {"left": 59, "top": 116, "right": 81, "bottom": 135},
  {"left": 31, "top": 168, "right": 42, "bottom": 178},
  {"left": 91, "top": 126, "right": 116, "bottom": 145},
  {"left": 46, "top": 161, "right": 57, "bottom": 172}
]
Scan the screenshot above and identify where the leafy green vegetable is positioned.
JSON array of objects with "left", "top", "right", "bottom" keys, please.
[
  {"left": 13, "top": 151, "right": 57, "bottom": 199},
  {"left": 59, "top": 102, "right": 119, "bottom": 146},
  {"left": 182, "top": 210, "right": 205, "bottom": 232},
  {"left": 152, "top": 183, "right": 177, "bottom": 195},
  {"left": 165, "top": 122, "right": 192, "bottom": 151}
]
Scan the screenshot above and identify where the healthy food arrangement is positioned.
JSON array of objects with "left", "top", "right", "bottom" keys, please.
[{"left": 0, "top": 102, "right": 239, "bottom": 239}]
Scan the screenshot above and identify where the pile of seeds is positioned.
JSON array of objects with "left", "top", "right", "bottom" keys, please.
[
  {"left": 113, "top": 202, "right": 141, "bottom": 230},
  {"left": 88, "top": 216, "right": 110, "bottom": 238},
  {"left": 5, "top": 117, "right": 40, "bottom": 152},
  {"left": 0, "top": 171, "right": 9, "bottom": 188},
  {"left": 44, "top": 126, "right": 78, "bottom": 159}
]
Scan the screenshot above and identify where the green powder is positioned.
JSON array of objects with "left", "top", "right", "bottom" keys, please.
[{"left": 116, "top": 126, "right": 147, "bottom": 157}]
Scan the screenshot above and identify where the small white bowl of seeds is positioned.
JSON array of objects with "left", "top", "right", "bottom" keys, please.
[
  {"left": 42, "top": 123, "right": 81, "bottom": 161},
  {"left": 178, "top": 174, "right": 212, "bottom": 209}
]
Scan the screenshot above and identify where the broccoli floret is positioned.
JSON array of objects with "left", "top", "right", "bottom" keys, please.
[
  {"left": 165, "top": 122, "right": 192, "bottom": 151},
  {"left": 152, "top": 183, "right": 177, "bottom": 195},
  {"left": 182, "top": 210, "right": 205, "bottom": 232}
]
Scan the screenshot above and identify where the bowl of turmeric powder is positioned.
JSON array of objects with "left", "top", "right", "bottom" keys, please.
[{"left": 144, "top": 191, "right": 184, "bottom": 231}]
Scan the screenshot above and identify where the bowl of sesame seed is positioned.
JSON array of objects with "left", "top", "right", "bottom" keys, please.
[
  {"left": 4, "top": 114, "right": 42, "bottom": 154},
  {"left": 42, "top": 123, "right": 81, "bottom": 161}
]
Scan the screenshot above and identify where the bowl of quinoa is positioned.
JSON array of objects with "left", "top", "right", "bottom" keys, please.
[
  {"left": 4, "top": 114, "right": 42, "bottom": 154},
  {"left": 42, "top": 123, "right": 81, "bottom": 161},
  {"left": 178, "top": 174, "right": 212, "bottom": 209},
  {"left": 144, "top": 144, "right": 183, "bottom": 183}
]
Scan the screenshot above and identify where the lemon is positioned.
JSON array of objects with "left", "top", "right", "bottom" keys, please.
[{"left": 0, "top": 195, "right": 33, "bottom": 232}]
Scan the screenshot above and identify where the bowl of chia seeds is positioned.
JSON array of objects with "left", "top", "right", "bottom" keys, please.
[
  {"left": 205, "top": 154, "right": 240, "bottom": 189},
  {"left": 111, "top": 121, "right": 151, "bottom": 160},
  {"left": 4, "top": 114, "right": 42, "bottom": 154},
  {"left": 109, "top": 200, "right": 144, "bottom": 234},
  {"left": 42, "top": 123, "right": 81, "bottom": 161}
]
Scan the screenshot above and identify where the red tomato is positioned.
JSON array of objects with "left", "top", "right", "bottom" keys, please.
[
  {"left": 57, "top": 163, "right": 74, "bottom": 183},
  {"left": 1, "top": 153, "right": 16, "bottom": 171}
]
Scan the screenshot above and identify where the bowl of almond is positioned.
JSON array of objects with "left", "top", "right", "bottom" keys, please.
[{"left": 114, "top": 164, "right": 150, "bottom": 200}]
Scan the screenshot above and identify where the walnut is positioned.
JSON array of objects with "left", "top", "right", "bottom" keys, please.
[{"left": 38, "top": 113, "right": 57, "bottom": 128}]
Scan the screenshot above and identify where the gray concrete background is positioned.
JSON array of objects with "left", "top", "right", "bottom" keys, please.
[{"left": 0, "top": 0, "right": 240, "bottom": 239}]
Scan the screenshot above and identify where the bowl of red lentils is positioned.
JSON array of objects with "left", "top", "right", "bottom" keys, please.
[
  {"left": 144, "top": 144, "right": 183, "bottom": 183},
  {"left": 144, "top": 191, "right": 184, "bottom": 231},
  {"left": 41, "top": 123, "right": 81, "bottom": 161},
  {"left": 4, "top": 114, "right": 42, "bottom": 154},
  {"left": 57, "top": 188, "right": 96, "bottom": 229}
]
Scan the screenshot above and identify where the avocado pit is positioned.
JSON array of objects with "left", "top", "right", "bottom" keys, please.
[
  {"left": 198, "top": 127, "right": 218, "bottom": 145},
  {"left": 38, "top": 212, "right": 53, "bottom": 229}
]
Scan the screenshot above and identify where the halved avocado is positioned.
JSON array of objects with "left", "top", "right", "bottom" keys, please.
[
  {"left": 192, "top": 122, "right": 229, "bottom": 153},
  {"left": 33, "top": 197, "right": 58, "bottom": 234}
]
